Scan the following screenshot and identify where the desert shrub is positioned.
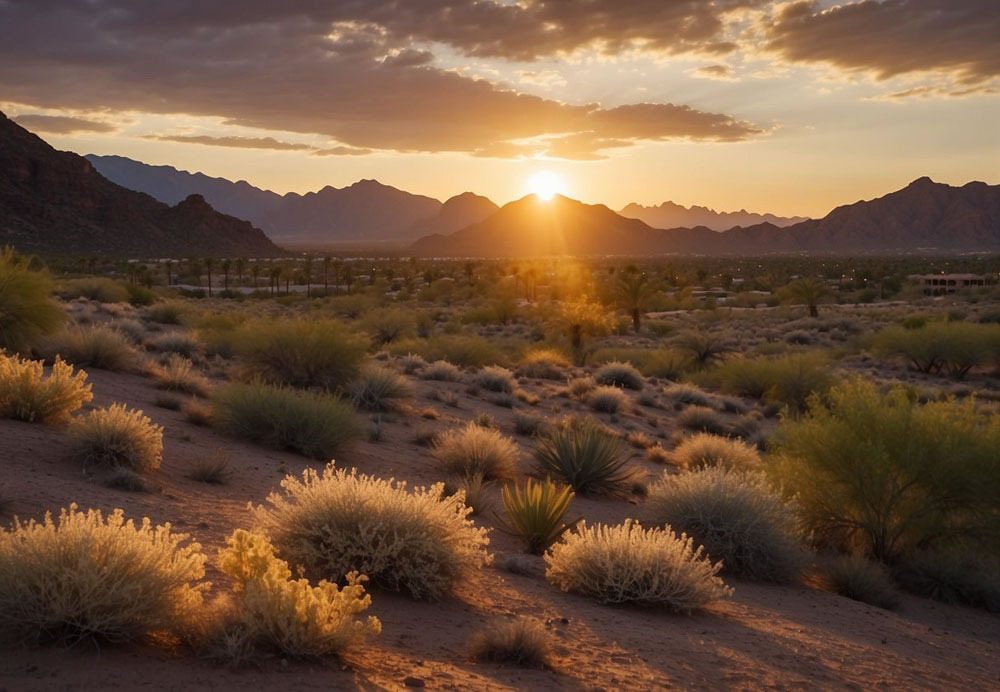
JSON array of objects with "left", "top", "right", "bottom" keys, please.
[
  {"left": 0, "top": 249, "right": 65, "bottom": 353},
  {"left": 665, "top": 383, "right": 712, "bottom": 408},
  {"left": 0, "top": 353, "right": 92, "bottom": 423},
  {"left": 234, "top": 318, "right": 366, "bottom": 391},
  {"left": 677, "top": 406, "right": 729, "bottom": 435},
  {"left": 594, "top": 361, "right": 644, "bottom": 391},
  {"left": 544, "top": 520, "right": 732, "bottom": 611},
  {"left": 513, "top": 410, "right": 544, "bottom": 436},
  {"left": 58, "top": 277, "right": 130, "bottom": 303},
  {"left": 390, "top": 336, "right": 504, "bottom": 368},
  {"left": 151, "top": 354, "right": 209, "bottom": 396},
  {"left": 421, "top": 359, "right": 464, "bottom": 381},
  {"left": 588, "top": 385, "right": 629, "bottom": 413},
  {"left": 894, "top": 552, "right": 1000, "bottom": 611},
  {"left": 183, "top": 399, "right": 213, "bottom": 426},
  {"left": 361, "top": 308, "right": 416, "bottom": 345},
  {"left": 151, "top": 332, "right": 200, "bottom": 359},
  {"left": 42, "top": 326, "right": 136, "bottom": 372},
  {"left": 474, "top": 365, "right": 517, "bottom": 393},
  {"left": 499, "top": 478, "right": 576, "bottom": 554},
  {"left": 68, "top": 404, "right": 164, "bottom": 473},
  {"left": 347, "top": 365, "right": 413, "bottom": 411},
  {"left": 458, "top": 472, "right": 492, "bottom": 516},
  {"left": 213, "top": 381, "right": 360, "bottom": 459},
  {"left": 645, "top": 444, "right": 670, "bottom": 464},
  {"left": 215, "top": 530, "right": 381, "bottom": 660},
  {"left": 187, "top": 449, "right": 232, "bottom": 485},
  {"left": 568, "top": 376, "right": 596, "bottom": 398},
  {"left": 772, "top": 379, "right": 1000, "bottom": 562},
  {"left": 432, "top": 422, "right": 519, "bottom": 480},
  {"left": 109, "top": 318, "right": 145, "bottom": 344},
  {"left": 515, "top": 348, "right": 569, "bottom": 380},
  {"left": 625, "top": 430, "right": 653, "bottom": 449},
  {"left": 672, "top": 330, "right": 730, "bottom": 369},
  {"left": 872, "top": 322, "right": 1000, "bottom": 379},
  {"left": 254, "top": 466, "right": 490, "bottom": 600},
  {"left": 824, "top": 556, "right": 900, "bottom": 610},
  {"left": 146, "top": 301, "right": 188, "bottom": 325},
  {"left": 647, "top": 467, "right": 805, "bottom": 582},
  {"left": 698, "top": 352, "right": 833, "bottom": 411},
  {"left": 474, "top": 412, "right": 500, "bottom": 429},
  {"left": 670, "top": 433, "right": 760, "bottom": 470},
  {"left": 639, "top": 349, "right": 690, "bottom": 380},
  {"left": 397, "top": 353, "right": 427, "bottom": 375},
  {"left": 468, "top": 618, "right": 550, "bottom": 668},
  {"left": 533, "top": 422, "right": 632, "bottom": 495},
  {"left": 0, "top": 505, "right": 207, "bottom": 645}
]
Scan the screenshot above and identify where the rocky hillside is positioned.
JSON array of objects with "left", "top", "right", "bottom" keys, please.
[
  {"left": 0, "top": 113, "right": 282, "bottom": 257},
  {"left": 620, "top": 200, "right": 806, "bottom": 231}
]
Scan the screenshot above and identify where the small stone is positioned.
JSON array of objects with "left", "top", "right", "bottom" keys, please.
[{"left": 404, "top": 676, "right": 425, "bottom": 688}]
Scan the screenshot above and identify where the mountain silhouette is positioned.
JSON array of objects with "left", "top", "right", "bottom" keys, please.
[
  {"left": 0, "top": 113, "right": 282, "bottom": 257},
  {"left": 620, "top": 200, "right": 806, "bottom": 231}
]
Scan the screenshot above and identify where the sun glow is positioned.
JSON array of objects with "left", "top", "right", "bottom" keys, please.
[{"left": 524, "top": 170, "right": 569, "bottom": 201}]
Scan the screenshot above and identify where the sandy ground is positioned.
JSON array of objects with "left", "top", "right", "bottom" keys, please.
[{"left": 1, "top": 363, "right": 998, "bottom": 691}]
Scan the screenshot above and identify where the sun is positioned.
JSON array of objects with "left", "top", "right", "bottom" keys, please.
[{"left": 524, "top": 170, "right": 568, "bottom": 201}]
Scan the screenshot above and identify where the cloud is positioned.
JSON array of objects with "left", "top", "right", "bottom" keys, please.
[
  {"left": 313, "top": 145, "right": 374, "bottom": 156},
  {"left": 0, "top": 2, "right": 765, "bottom": 159},
  {"left": 763, "top": 0, "right": 1000, "bottom": 86},
  {"left": 694, "top": 64, "right": 736, "bottom": 81},
  {"left": 12, "top": 113, "right": 115, "bottom": 134},
  {"left": 144, "top": 134, "right": 314, "bottom": 150},
  {"left": 878, "top": 85, "right": 999, "bottom": 101}
]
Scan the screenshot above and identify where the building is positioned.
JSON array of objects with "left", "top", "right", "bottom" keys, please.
[{"left": 911, "top": 273, "right": 994, "bottom": 295}]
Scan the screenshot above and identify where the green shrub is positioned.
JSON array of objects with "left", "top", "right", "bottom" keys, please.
[
  {"left": 872, "top": 322, "right": 1000, "bottom": 379},
  {"left": 150, "top": 355, "right": 209, "bottom": 396},
  {"left": 544, "top": 520, "right": 732, "bottom": 611},
  {"left": 58, "top": 277, "right": 130, "bottom": 303},
  {"left": 213, "top": 381, "right": 360, "bottom": 459},
  {"left": 0, "top": 248, "right": 64, "bottom": 352},
  {"left": 151, "top": 332, "right": 200, "bottom": 359},
  {"left": 468, "top": 618, "right": 550, "bottom": 668},
  {"left": 254, "top": 466, "right": 490, "bottom": 600},
  {"left": 515, "top": 348, "right": 570, "bottom": 380},
  {"left": 146, "top": 301, "right": 188, "bottom": 324},
  {"left": 361, "top": 308, "right": 416, "bottom": 345},
  {"left": 513, "top": 409, "right": 544, "bottom": 436},
  {"left": 0, "top": 353, "right": 92, "bottom": 423},
  {"left": 664, "top": 383, "right": 712, "bottom": 407},
  {"left": 42, "top": 326, "right": 137, "bottom": 372},
  {"left": 388, "top": 336, "right": 504, "bottom": 368},
  {"left": 347, "top": 365, "right": 413, "bottom": 411},
  {"left": 499, "top": 478, "right": 576, "bottom": 554},
  {"left": 698, "top": 352, "right": 833, "bottom": 411},
  {"left": 894, "top": 552, "right": 1000, "bottom": 611},
  {"left": 235, "top": 318, "right": 366, "bottom": 391},
  {"left": 420, "top": 359, "right": 464, "bottom": 381},
  {"left": 670, "top": 433, "right": 760, "bottom": 470},
  {"left": 639, "top": 349, "right": 690, "bottom": 379},
  {"left": 677, "top": 405, "right": 729, "bottom": 435},
  {"left": 824, "top": 556, "right": 900, "bottom": 610},
  {"left": 68, "top": 404, "right": 164, "bottom": 473},
  {"left": 593, "top": 361, "right": 644, "bottom": 391},
  {"left": 533, "top": 422, "right": 632, "bottom": 495},
  {"left": 672, "top": 331, "right": 730, "bottom": 369},
  {"left": 474, "top": 365, "right": 517, "bottom": 393},
  {"left": 647, "top": 467, "right": 805, "bottom": 582},
  {"left": 432, "top": 422, "right": 519, "bottom": 480},
  {"left": 772, "top": 379, "right": 1000, "bottom": 562},
  {"left": 588, "top": 385, "right": 629, "bottom": 413},
  {"left": 0, "top": 505, "right": 207, "bottom": 645},
  {"left": 215, "top": 529, "right": 381, "bottom": 660}
]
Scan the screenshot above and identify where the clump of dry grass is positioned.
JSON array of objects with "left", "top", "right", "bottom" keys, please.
[
  {"left": 474, "top": 365, "right": 517, "bottom": 393},
  {"left": 0, "top": 504, "right": 207, "bottom": 645},
  {"left": 255, "top": 465, "right": 491, "bottom": 600},
  {"left": 187, "top": 449, "right": 232, "bottom": 485},
  {"left": 42, "top": 326, "right": 137, "bottom": 372},
  {"left": 594, "top": 361, "right": 644, "bottom": 391},
  {"left": 0, "top": 353, "right": 92, "bottom": 423},
  {"left": 468, "top": 617, "right": 551, "bottom": 668},
  {"left": 515, "top": 349, "right": 570, "bottom": 380},
  {"left": 567, "top": 376, "right": 596, "bottom": 398},
  {"left": 151, "top": 354, "right": 209, "bottom": 397},
  {"left": 677, "top": 406, "right": 729, "bottom": 435},
  {"left": 420, "top": 360, "right": 464, "bottom": 382},
  {"left": 183, "top": 399, "right": 214, "bottom": 426},
  {"left": 545, "top": 520, "right": 732, "bottom": 611},
  {"left": 588, "top": 385, "right": 629, "bottom": 413},
  {"left": 670, "top": 433, "right": 760, "bottom": 470},
  {"left": 432, "top": 421, "right": 519, "bottom": 480},
  {"left": 645, "top": 444, "right": 670, "bottom": 464},
  {"left": 823, "top": 555, "right": 900, "bottom": 610},
  {"left": 347, "top": 365, "right": 413, "bottom": 411},
  {"left": 68, "top": 404, "right": 164, "bottom": 473}
]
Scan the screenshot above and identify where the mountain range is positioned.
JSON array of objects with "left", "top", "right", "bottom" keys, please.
[
  {"left": 86, "top": 155, "right": 494, "bottom": 245},
  {"left": 0, "top": 112, "right": 281, "bottom": 257},
  {"left": 411, "top": 177, "right": 1000, "bottom": 256},
  {"left": 619, "top": 200, "right": 807, "bottom": 231}
]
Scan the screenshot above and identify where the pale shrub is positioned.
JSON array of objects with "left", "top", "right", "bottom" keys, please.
[
  {"left": 670, "top": 433, "right": 760, "bottom": 470},
  {"left": 544, "top": 520, "right": 732, "bottom": 611},
  {"left": 594, "top": 361, "right": 644, "bottom": 391},
  {"left": 0, "top": 505, "right": 207, "bottom": 645},
  {"left": 468, "top": 617, "right": 550, "bottom": 667},
  {"left": 677, "top": 405, "right": 729, "bottom": 435},
  {"left": 150, "top": 354, "right": 209, "bottom": 396},
  {"left": 255, "top": 466, "right": 490, "bottom": 600},
  {"left": 68, "top": 404, "right": 164, "bottom": 473},
  {"left": 474, "top": 365, "right": 517, "bottom": 393},
  {"left": 516, "top": 349, "right": 570, "bottom": 380},
  {"left": 361, "top": 308, "right": 416, "bottom": 345},
  {"left": 151, "top": 332, "right": 200, "bottom": 359},
  {"left": 567, "top": 376, "right": 596, "bottom": 398},
  {"left": 646, "top": 467, "right": 806, "bottom": 583},
  {"left": 109, "top": 318, "right": 146, "bottom": 344},
  {"left": 588, "top": 385, "right": 628, "bottom": 413},
  {"left": 43, "top": 326, "right": 137, "bottom": 372},
  {"left": 664, "top": 383, "right": 712, "bottom": 408},
  {"left": 421, "top": 359, "right": 464, "bottom": 382},
  {"left": 347, "top": 365, "right": 413, "bottom": 411},
  {"left": 146, "top": 301, "right": 187, "bottom": 324},
  {"left": 432, "top": 421, "right": 519, "bottom": 480},
  {"left": 0, "top": 353, "right": 92, "bottom": 423},
  {"left": 215, "top": 530, "right": 381, "bottom": 660}
]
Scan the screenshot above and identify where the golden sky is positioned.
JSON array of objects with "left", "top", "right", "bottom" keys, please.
[{"left": 2, "top": 1, "right": 998, "bottom": 217}]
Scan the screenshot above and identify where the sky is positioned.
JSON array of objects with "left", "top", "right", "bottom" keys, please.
[{"left": 1, "top": 0, "right": 998, "bottom": 218}]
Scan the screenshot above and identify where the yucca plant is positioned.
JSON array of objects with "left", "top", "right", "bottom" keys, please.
[
  {"left": 498, "top": 478, "right": 578, "bottom": 554},
  {"left": 532, "top": 422, "right": 633, "bottom": 495}
]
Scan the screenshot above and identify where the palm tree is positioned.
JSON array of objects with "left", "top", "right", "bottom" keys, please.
[
  {"left": 235, "top": 257, "right": 246, "bottom": 287},
  {"left": 221, "top": 259, "right": 231, "bottom": 292},
  {"left": 615, "top": 270, "right": 655, "bottom": 332},
  {"left": 786, "top": 277, "right": 833, "bottom": 318},
  {"left": 165, "top": 259, "right": 173, "bottom": 287},
  {"left": 322, "top": 256, "right": 332, "bottom": 296},
  {"left": 269, "top": 266, "right": 281, "bottom": 296},
  {"left": 673, "top": 330, "right": 730, "bottom": 369},
  {"left": 204, "top": 257, "right": 214, "bottom": 297},
  {"left": 189, "top": 258, "right": 203, "bottom": 288},
  {"left": 302, "top": 254, "right": 313, "bottom": 297},
  {"left": 250, "top": 262, "right": 261, "bottom": 291}
]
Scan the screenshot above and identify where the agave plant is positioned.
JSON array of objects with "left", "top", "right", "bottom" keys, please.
[
  {"left": 499, "top": 478, "right": 578, "bottom": 554},
  {"left": 532, "top": 422, "right": 633, "bottom": 495}
]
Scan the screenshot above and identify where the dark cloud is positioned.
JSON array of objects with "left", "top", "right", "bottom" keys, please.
[
  {"left": 763, "top": 0, "right": 1000, "bottom": 85},
  {"left": 695, "top": 64, "right": 735, "bottom": 80},
  {"left": 12, "top": 113, "right": 115, "bottom": 134},
  {"left": 144, "top": 134, "right": 314, "bottom": 150},
  {"left": 0, "top": 1, "right": 764, "bottom": 159}
]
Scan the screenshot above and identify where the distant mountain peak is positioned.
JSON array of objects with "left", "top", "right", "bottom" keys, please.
[{"left": 620, "top": 199, "right": 807, "bottom": 231}]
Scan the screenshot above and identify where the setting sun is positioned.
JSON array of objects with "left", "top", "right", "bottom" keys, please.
[{"left": 524, "top": 170, "right": 569, "bottom": 201}]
